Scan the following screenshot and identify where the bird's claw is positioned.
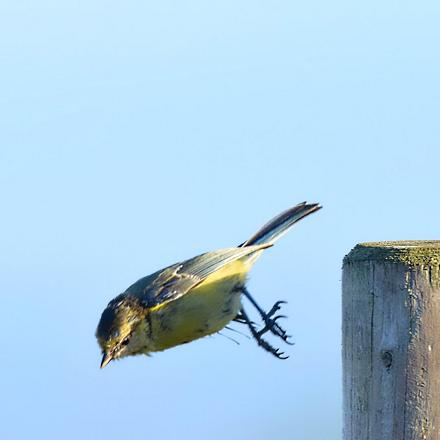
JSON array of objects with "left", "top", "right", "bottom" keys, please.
[
  {"left": 266, "top": 300, "right": 287, "bottom": 318},
  {"left": 256, "top": 336, "right": 289, "bottom": 360},
  {"left": 257, "top": 301, "right": 294, "bottom": 345},
  {"left": 236, "top": 298, "right": 294, "bottom": 359},
  {"left": 246, "top": 317, "right": 290, "bottom": 359}
]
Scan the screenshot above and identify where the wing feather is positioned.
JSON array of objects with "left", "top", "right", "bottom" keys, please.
[{"left": 124, "top": 244, "right": 270, "bottom": 308}]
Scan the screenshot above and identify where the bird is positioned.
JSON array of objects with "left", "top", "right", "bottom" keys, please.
[{"left": 96, "top": 202, "right": 321, "bottom": 368}]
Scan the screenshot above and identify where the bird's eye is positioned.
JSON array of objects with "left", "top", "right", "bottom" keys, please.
[{"left": 121, "top": 337, "right": 130, "bottom": 346}]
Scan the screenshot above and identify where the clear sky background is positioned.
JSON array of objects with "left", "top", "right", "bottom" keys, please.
[{"left": 1, "top": 1, "right": 439, "bottom": 439}]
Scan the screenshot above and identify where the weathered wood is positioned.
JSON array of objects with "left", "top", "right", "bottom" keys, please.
[{"left": 343, "top": 241, "right": 440, "bottom": 440}]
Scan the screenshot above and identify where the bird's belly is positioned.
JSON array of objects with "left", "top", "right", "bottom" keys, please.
[{"left": 150, "top": 263, "right": 247, "bottom": 351}]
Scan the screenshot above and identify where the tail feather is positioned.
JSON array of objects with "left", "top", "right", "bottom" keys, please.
[{"left": 240, "top": 202, "right": 322, "bottom": 247}]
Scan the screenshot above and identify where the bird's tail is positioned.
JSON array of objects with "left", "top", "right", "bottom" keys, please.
[{"left": 240, "top": 202, "right": 321, "bottom": 248}]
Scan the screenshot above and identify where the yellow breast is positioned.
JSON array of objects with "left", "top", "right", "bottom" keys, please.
[{"left": 149, "top": 260, "right": 248, "bottom": 351}]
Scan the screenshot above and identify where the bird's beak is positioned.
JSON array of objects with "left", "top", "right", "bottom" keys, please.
[{"left": 100, "top": 352, "right": 113, "bottom": 369}]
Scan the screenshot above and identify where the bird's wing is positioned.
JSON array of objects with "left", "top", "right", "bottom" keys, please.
[{"left": 124, "top": 244, "right": 270, "bottom": 307}]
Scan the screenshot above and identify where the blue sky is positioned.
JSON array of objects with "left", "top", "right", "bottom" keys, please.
[{"left": 1, "top": 1, "right": 439, "bottom": 439}]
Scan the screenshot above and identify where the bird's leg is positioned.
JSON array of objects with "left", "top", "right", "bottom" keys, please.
[
  {"left": 238, "top": 307, "right": 288, "bottom": 359},
  {"left": 233, "top": 311, "right": 255, "bottom": 325},
  {"left": 240, "top": 287, "right": 294, "bottom": 345}
]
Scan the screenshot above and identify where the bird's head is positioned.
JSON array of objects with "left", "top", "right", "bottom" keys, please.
[{"left": 96, "top": 294, "right": 150, "bottom": 368}]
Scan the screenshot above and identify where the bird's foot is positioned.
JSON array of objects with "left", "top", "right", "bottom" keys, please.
[
  {"left": 257, "top": 300, "right": 294, "bottom": 345},
  {"left": 238, "top": 307, "right": 289, "bottom": 360}
]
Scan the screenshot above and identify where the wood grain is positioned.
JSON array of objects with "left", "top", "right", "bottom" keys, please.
[{"left": 343, "top": 241, "right": 440, "bottom": 440}]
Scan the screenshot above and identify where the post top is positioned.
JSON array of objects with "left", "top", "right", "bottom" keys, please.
[{"left": 344, "top": 241, "right": 440, "bottom": 265}]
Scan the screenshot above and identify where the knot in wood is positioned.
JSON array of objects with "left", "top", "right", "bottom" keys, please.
[{"left": 381, "top": 350, "right": 393, "bottom": 369}]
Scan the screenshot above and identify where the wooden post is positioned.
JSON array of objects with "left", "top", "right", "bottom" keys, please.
[{"left": 342, "top": 241, "right": 440, "bottom": 440}]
